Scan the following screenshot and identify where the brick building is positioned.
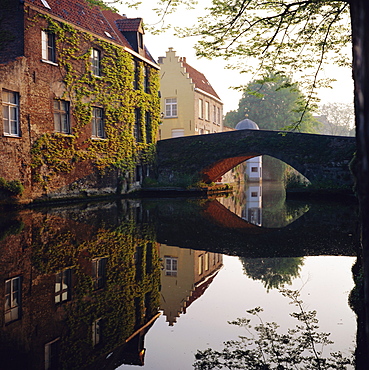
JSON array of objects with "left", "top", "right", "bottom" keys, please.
[
  {"left": 0, "top": 0, "right": 160, "bottom": 204},
  {"left": 0, "top": 202, "right": 161, "bottom": 369}
]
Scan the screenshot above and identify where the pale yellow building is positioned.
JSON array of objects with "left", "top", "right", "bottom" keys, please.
[
  {"left": 158, "top": 48, "right": 223, "bottom": 139},
  {"left": 159, "top": 245, "right": 223, "bottom": 326}
]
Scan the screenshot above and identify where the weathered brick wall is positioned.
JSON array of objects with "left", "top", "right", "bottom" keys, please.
[
  {"left": 1, "top": 4, "right": 160, "bottom": 204},
  {"left": 0, "top": 0, "right": 24, "bottom": 64},
  {"left": 0, "top": 57, "right": 33, "bottom": 198}
]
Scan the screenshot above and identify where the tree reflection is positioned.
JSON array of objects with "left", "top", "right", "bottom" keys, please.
[
  {"left": 240, "top": 257, "right": 305, "bottom": 291},
  {"left": 194, "top": 289, "right": 353, "bottom": 369}
]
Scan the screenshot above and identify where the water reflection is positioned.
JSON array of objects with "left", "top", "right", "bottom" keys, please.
[
  {"left": 0, "top": 202, "right": 161, "bottom": 369},
  {"left": 159, "top": 245, "right": 223, "bottom": 326},
  {"left": 193, "top": 288, "right": 354, "bottom": 369},
  {"left": 218, "top": 181, "right": 309, "bottom": 228},
  {"left": 240, "top": 257, "right": 305, "bottom": 292},
  {"left": 0, "top": 183, "right": 360, "bottom": 369}
]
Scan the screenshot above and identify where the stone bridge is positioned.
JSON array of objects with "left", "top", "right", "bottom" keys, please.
[{"left": 155, "top": 129, "right": 356, "bottom": 188}]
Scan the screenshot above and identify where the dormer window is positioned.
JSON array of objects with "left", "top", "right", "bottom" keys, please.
[
  {"left": 90, "top": 48, "right": 101, "bottom": 76},
  {"left": 138, "top": 33, "right": 143, "bottom": 49},
  {"left": 115, "top": 18, "right": 145, "bottom": 54}
]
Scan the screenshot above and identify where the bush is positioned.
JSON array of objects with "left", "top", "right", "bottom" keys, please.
[{"left": 0, "top": 177, "right": 24, "bottom": 196}]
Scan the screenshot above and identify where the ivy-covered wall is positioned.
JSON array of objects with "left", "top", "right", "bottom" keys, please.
[
  {"left": 0, "top": 3, "right": 161, "bottom": 203},
  {"left": 0, "top": 201, "right": 161, "bottom": 369}
]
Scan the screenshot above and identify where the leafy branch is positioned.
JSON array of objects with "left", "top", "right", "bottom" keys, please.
[{"left": 194, "top": 288, "right": 353, "bottom": 369}]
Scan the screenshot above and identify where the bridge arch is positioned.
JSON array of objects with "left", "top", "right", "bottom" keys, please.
[{"left": 155, "top": 129, "right": 356, "bottom": 188}]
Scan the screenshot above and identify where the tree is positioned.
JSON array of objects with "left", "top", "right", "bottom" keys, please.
[
  {"left": 240, "top": 257, "right": 305, "bottom": 292},
  {"left": 224, "top": 73, "right": 319, "bottom": 132},
  {"left": 193, "top": 289, "right": 353, "bottom": 369},
  {"left": 98, "top": 0, "right": 369, "bottom": 354},
  {"left": 316, "top": 102, "right": 355, "bottom": 136}
]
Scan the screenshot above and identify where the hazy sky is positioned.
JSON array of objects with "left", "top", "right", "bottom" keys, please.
[{"left": 119, "top": 3, "right": 354, "bottom": 114}]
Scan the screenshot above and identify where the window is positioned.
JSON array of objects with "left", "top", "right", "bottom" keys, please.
[
  {"left": 5, "top": 276, "right": 21, "bottom": 324},
  {"left": 134, "top": 245, "right": 144, "bottom": 280},
  {"left": 165, "top": 257, "right": 178, "bottom": 276},
  {"left": 45, "top": 338, "right": 60, "bottom": 370},
  {"left": 143, "top": 66, "right": 149, "bottom": 93},
  {"left": 205, "top": 253, "right": 209, "bottom": 271},
  {"left": 133, "top": 60, "right": 140, "bottom": 90},
  {"left": 2, "top": 90, "right": 20, "bottom": 136},
  {"left": 90, "top": 48, "right": 101, "bottom": 76},
  {"left": 213, "top": 105, "right": 216, "bottom": 123},
  {"left": 41, "top": 30, "right": 56, "bottom": 63},
  {"left": 138, "top": 32, "right": 143, "bottom": 49},
  {"left": 165, "top": 98, "right": 177, "bottom": 117},
  {"left": 145, "top": 111, "right": 151, "bottom": 143},
  {"left": 199, "top": 98, "right": 203, "bottom": 119},
  {"left": 134, "top": 108, "right": 141, "bottom": 142},
  {"left": 217, "top": 107, "right": 221, "bottom": 125},
  {"left": 198, "top": 255, "right": 203, "bottom": 275},
  {"left": 171, "top": 129, "right": 184, "bottom": 138},
  {"left": 251, "top": 191, "right": 258, "bottom": 197},
  {"left": 205, "top": 101, "right": 210, "bottom": 120},
  {"left": 53, "top": 100, "right": 70, "bottom": 133},
  {"left": 92, "top": 258, "right": 107, "bottom": 290},
  {"left": 92, "top": 318, "right": 102, "bottom": 346},
  {"left": 55, "top": 269, "right": 72, "bottom": 304},
  {"left": 251, "top": 167, "right": 258, "bottom": 172},
  {"left": 92, "top": 107, "right": 104, "bottom": 138}
]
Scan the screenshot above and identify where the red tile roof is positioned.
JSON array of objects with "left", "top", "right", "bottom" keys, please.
[
  {"left": 25, "top": 0, "right": 156, "bottom": 64},
  {"left": 116, "top": 18, "right": 143, "bottom": 33},
  {"left": 181, "top": 58, "right": 221, "bottom": 101}
]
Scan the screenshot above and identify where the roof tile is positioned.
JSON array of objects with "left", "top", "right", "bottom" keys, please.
[
  {"left": 181, "top": 58, "right": 221, "bottom": 100},
  {"left": 25, "top": 0, "right": 156, "bottom": 64}
]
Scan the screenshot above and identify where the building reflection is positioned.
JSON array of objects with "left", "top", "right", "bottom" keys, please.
[
  {"left": 218, "top": 182, "right": 262, "bottom": 227},
  {"left": 159, "top": 245, "right": 223, "bottom": 326},
  {"left": 218, "top": 181, "right": 310, "bottom": 228},
  {"left": 0, "top": 202, "right": 161, "bottom": 369}
]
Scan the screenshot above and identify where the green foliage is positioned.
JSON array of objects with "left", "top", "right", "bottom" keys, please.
[
  {"left": 240, "top": 257, "right": 305, "bottom": 291},
  {"left": 0, "top": 177, "right": 24, "bottom": 196},
  {"left": 224, "top": 73, "right": 319, "bottom": 132},
  {"left": 182, "top": 1, "right": 351, "bottom": 104},
  {"left": 194, "top": 289, "right": 353, "bottom": 369},
  {"left": 317, "top": 102, "right": 355, "bottom": 136},
  {"left": 30, "top": 210, "right": 161, "bottom": 368},
  {"left": 28, "top": 14, "right": 160, "bottom": 188}
]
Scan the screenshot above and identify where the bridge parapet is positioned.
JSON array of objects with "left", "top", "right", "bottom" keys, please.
[{"left": 155, "top": 130, "right": 356, "bottom": 189}]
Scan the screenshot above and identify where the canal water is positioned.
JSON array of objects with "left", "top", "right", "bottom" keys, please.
[{"left": 0, "top": 182, "right": 359, "bottom": 369}]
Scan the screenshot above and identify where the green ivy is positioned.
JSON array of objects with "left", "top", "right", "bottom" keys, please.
[{"left": 28, "top": 12, "right": 160, "bottom": 189}]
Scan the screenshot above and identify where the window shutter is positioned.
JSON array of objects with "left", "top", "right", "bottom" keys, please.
[{"left": 41, "top": 31, "right": 47, "bottom": 60}]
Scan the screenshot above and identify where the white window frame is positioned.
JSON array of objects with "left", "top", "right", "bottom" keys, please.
[
  {"left": 92, "top": 258, "right": 108, "bottom": 290},
  {"left": 55, "top": 269, "right": 72, "bottom": 304},
  {"left": 199, "top": 98, "right": 203, "bottom": 119},
  {"left": 171, "top": 129, "right": 184, "bottom": 138},
  {"left": 41, "top": 30, "right": 56, "bottom": 63},
  {"left": 2, "top": 90, "right": 20, "bottom": 137},
  {"left": 45, "top": 338, "right": 60, "bottom": 370},
  {"left": 92, "top": 318, "right": 102, "bottom": 346},
  {"left": 92, "top": 107, "right": 104, "bottom": 138},
  {"left": 5, "top": 276, "right": 21, "bottom": 324},
  {"left": 165, "top": 257, "right": 178, "bottom": 276},
  {"left": 53, "top": 100, "right": 70, "bottom": 134},
  {"left": 90, "top": 48, "right": 101, "bottom": 76},
  {"left": 165, "top": 98, "right": 177, "bottom": 118},
  {"left": 198, "top": 255, "right": 203, "bottom": 275},
  {"left": 205, "top": 101, "right": 210, "bottom": 121}
]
